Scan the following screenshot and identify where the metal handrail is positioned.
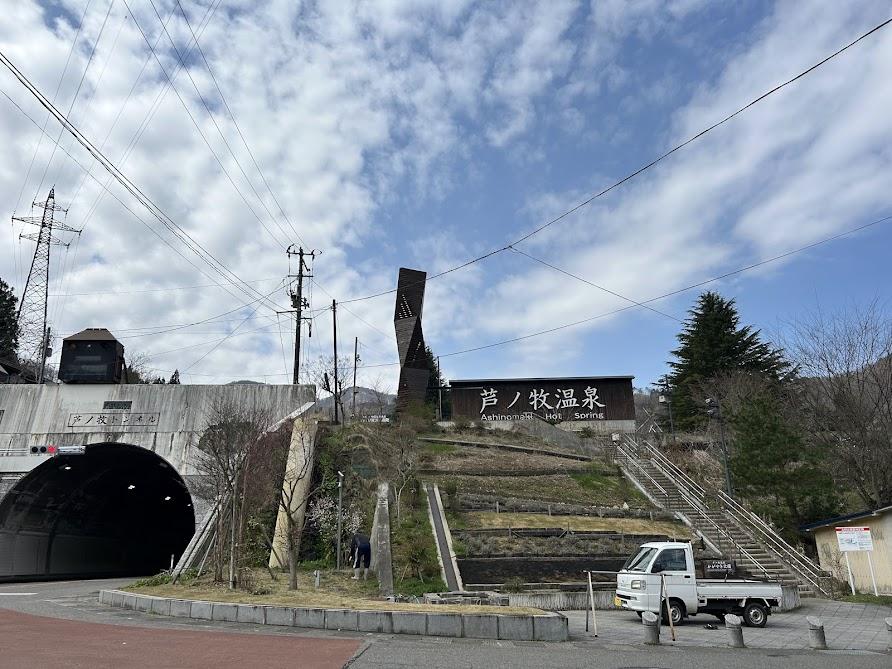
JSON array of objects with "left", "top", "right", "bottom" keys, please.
[
  {"left": 658, "top": 464, "right": 774, "bottom": 581},
  {"left": 615, "top": 442, "right": 671, "bottom": 509},
  {"left": 718, "top": 490, "right": 829, "bottom": 596},
  {"left": 635, "top": 435, "right": 825, "bottom": 595},
  {"left": 640, "top": 439, "right": 707, "bottom": 499},
  {"left": 632, "top": 446, "right": 776, "bottom": 581}
]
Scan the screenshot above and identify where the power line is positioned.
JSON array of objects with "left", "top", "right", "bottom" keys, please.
[
  {"left": 74, "top": 0, "right": 196, "bottom": 232},
  {"left": 0, "top": 48, "right": 284, "bottom": 316},
  {"left": 435, "top": 212, "right": 892, "bottom": 359},
  {"left": 50, "top": 275, "right": 282, "bottom": 296},
  {"left": 338, "top": 16, "right": 892, "bottom": 306},
  {"left": 0, "top": 84, "right": 282, "bottom": 323},
  {"left": 122, "top": 0, "right": 293, "bottom": 251},
  {"left": 36, "top": 0, "right": 114, "bottom": 199},
  {"left": 13, "top": 0, "right": 91, "bottom": 217},
  {"left": 170, "top": 0, "right": 310, "bottom": 249},
  {"left": 508, "top": 247, "right": 681, "bottom": 322}
]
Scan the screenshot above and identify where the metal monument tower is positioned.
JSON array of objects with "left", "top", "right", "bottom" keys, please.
[{"left": 13, "top": 188, "right": 80, "bottom": 380}]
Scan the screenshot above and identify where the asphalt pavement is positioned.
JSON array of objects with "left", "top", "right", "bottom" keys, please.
[{"left": 1, "top": 578, "right": 890, "bottom": 669}]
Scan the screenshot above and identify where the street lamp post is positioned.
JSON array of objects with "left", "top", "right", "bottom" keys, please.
[
  {"left": 336, "top": 470, "right": 344, "bottom": 570},
  {"left": 706, "top": 398, "right": 733, "bottom": 497},
  {"left": 658, "top": 393, "right": 675, "bottom": 442}
]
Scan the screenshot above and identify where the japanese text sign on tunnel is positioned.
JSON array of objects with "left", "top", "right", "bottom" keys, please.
[
  {"left": 835, "top": 526, "right": 873, "bottom": 552},
  {"left": 67, "top": 412, "right": 160, "bottom": 428}
]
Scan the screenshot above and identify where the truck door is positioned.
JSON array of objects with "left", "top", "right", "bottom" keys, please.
[{"left": 651, "top": 547, "right": 698, "bottom": 615}]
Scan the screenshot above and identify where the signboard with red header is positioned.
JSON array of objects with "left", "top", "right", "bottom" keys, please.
[{"left": 835, "top": 526, "right": 874, "bottom": 552}]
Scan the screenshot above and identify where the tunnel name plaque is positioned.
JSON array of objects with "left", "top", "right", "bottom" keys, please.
[{"left": 67, "top": 412, "right": 160, "bottom": 428}]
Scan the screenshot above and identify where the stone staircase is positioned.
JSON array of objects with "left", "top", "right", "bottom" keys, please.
[{"left": 615, "top": 437, "right": 830, "bottom": 598}]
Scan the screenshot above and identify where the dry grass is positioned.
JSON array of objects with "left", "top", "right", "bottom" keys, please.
[
  {"left": 424, "top": 443, "right": 587, "bottom": 474},
  {"left": 429, "top": 472, "right": 646, "bottom": 507},
  {"left": 464, "top": 511, "right": 693, "bottom": 537},
  {"left": 125, "top": 568, "right": 542, "bottom": 615}
]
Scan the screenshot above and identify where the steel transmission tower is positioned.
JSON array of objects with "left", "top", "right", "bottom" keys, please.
[{"left": 13, "top": 188, "right": 80, "bottom": 381}]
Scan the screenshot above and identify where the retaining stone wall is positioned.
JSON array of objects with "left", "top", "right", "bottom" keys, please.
[{"left": 99, "top": 590, "right": 568, "bottom": 642}]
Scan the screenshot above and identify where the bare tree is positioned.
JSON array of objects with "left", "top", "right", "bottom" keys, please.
[
  {"left": 368, "top": 424, "right": 422, "bottom": 520},
  {"left": 787, "top": 302, "right": 892, "bottom": 507},
  {"left": 195, "top": 401, "right": 271, "bottom": 588},
  {"left": 308, "top": 354, "right": 352, "bottom": 421}
]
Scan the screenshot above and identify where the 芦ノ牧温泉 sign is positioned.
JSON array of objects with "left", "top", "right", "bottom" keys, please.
[{"left": 450, "top": 376, "right": 634, "bottom": 423}]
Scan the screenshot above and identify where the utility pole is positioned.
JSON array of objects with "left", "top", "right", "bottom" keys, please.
[
  {"left": 285, "top": 246, "right": 318, "bottom": 385},
  {"left": 13, "top": 188, "right": 80, "bottom": 382},
  {"left": 352, "top": 336, "right": 359, "bottom": 420},
  {"left": 332, "top": 299, "right": 339, "bottom": 424},
  {"left": 436, "top": 355, "right": 443, "bottom": 421}
]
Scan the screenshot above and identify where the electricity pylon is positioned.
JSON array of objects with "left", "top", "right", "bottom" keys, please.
[{"left": 13, "top": 188, "right": 80, "bottom": 382}]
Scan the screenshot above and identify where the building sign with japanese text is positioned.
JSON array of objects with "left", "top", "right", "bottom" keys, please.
[
  {"left": 835, "top": 526, "right": 874, "bottom": 552},
  {"left": 450, "top": 376, "right": 635, "bottom": 423},
  {"left": 67, "top": 412, "right": 160, "bottom": 428}
]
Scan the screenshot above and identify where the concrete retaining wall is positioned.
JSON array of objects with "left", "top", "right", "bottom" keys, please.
[{"left": 99, "top": 590, "right": 568, "bottom": 641}]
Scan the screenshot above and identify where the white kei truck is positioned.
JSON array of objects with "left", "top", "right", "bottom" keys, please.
[{"left": 614, "top": 541, "right": 784, "bottom": 628}]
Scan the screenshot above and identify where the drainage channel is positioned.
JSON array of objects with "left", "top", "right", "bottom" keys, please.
[{"left": 425, "top": 484, "right": 461, "bottom": 591}]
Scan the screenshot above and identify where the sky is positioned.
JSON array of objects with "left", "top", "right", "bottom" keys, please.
[{"left": 0, "top": 0, "right": 890, "bottom": 391}]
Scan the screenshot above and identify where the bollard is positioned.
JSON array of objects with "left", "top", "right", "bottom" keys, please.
[
  {"left": 807, "top": 616, "right": 827, "bottom": 650},
  {"left": 885, "top": 617, "right": 892, "bottom": 651},
  {"left": 642, "top": 610, "right": 660, "bottom": 645},
  {"left": 314, "top": 570, "right": 321, "bottom": 590},
  {"left": 725, "top": 614, "right": 745, "bottom": 648}
]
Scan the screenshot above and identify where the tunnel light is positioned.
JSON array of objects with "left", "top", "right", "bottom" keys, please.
[
  {"left": 127, "top": 484, "right": 136, "bottom": 490},
  {"left": 186, "top": 503, "right": 192, "bottom": 507},
  {"left": 63, "top": 465, "right": 71, "bottom": 471},
  {"left": 164, "top": 496, "right": 172, "bottom": 501}
]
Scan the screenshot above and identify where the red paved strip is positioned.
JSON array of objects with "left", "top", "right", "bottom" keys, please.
[{"left": 0, "top": 608, "right": 362, "bottom": 669}]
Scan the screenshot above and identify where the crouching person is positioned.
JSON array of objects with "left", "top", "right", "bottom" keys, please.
[{"left": 351, "top": 532, "right": 371, "bottom": 580}]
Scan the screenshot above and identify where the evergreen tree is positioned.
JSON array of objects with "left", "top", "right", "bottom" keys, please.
[
  {"left": 421, "top": 345, "right": 450, "bottom": 417},
  {"left": 0, "top": 278, "right": 19, "bottom": 361},
  {"left": 729, "top": 390, "right": 838, "bottom": 541},
  {"left": 666, "top": 291, "right": 788, "bottom": 429}
]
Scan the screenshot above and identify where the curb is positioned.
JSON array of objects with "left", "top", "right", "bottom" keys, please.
[{"left": 99, "top": 590, "right": 569, "bottom": 642}]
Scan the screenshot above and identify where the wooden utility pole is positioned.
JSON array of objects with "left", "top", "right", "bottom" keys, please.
[
  {"left": 286, "top": 246, "right": 317, "bottom": 385},
  {"left": 332, "top": 299, "right": 339, "bottom": 424}
]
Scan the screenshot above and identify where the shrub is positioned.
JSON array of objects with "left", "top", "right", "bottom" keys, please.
[
  {"left": 452, "top": 416, "right": 472, "bottom": 431},
  {"left": 130, "top": 571, "right": 172, "bottom": 588},
  {"left": 502, "top": 577, "right": 526, "bottom": 593}
]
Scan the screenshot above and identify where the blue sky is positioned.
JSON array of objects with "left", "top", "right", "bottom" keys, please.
[{"left": 1, "top": 1, "right": 890, "bottom": 390}]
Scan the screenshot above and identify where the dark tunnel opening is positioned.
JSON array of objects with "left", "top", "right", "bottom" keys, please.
[{"left": 0, "top": 443, "right": 195, "bottom": 581}]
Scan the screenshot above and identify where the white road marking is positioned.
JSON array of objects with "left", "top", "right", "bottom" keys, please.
[{"left": 0, "top": 592, "right": 36, "bottom": 596}]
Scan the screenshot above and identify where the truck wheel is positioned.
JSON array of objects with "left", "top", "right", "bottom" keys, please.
[
  {"left": 662, "top": 599, "right": 686, "bottom": 626},
  {"left": 743, "top": 602, "right": 768, "bottom": 628}
]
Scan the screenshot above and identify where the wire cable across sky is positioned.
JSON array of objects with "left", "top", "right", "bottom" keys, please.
[{"left": 338, "top": 16, "right": 892, "bottom": 306}]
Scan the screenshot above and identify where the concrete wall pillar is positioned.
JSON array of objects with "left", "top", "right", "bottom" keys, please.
[{"left": 269, "top": 418, "right": 317, "bottom": 570}]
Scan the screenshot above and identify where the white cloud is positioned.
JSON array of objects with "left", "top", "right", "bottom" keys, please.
[{"left": 0, "top": 1, "right": 889, "bottom": 391}]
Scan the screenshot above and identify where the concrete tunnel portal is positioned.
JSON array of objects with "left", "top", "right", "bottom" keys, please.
[{"left": 0, "top": 443, "right": 195, "bottom": 581}]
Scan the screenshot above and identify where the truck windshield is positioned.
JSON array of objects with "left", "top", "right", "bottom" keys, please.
[{"left": 623, "top": 546, "right": 657, "bottom": 572}]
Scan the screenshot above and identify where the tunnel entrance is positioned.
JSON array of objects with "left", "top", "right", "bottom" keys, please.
[{"left": 0, "top": 443, "right": 195, "bottom": 581}]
